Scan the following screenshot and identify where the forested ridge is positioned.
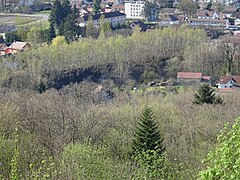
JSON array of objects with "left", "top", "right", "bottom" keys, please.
[
  {"left": 0, "top": 26, "right": 229, "bottom": 91},
  {"left": 0, "top": 26, "right": 240, "bottom": 179}
]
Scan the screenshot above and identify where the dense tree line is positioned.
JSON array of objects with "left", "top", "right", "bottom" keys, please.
[
  {"left": 48, "top": 0, "right": 81, "bottom": 43},
  {"left": 1, "top": 26, "right": 236, "bottom": 92}
]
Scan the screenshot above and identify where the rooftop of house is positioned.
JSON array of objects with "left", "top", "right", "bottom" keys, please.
[
  {"left": 218, "top": 75, "right": 240, "bottom": 84},
  {"left": 222, "top": 6, "right": 238, "bottom": 14},
  {"left": 217, "top": 88, "right": 236, "bottom": 93},
  {"left": 197, "top": 9, "right": 215, "bottom": 17},
  {"left": 161, "top": 15, "right": 178, "bottom": 21},
  {"left": 161, "top": 8, "right": 176, "bottom": 14},
  {"left": 176, "top": 15, "right": 187, "bottom": 22},
  {"left": 130, "top": 20, "right": 148, "bottom": 31},
  {"left": 111, "top": 4, "right": 124, "bottom": 10},
  {"left": 9, "top": 41, "right": 30, "bottom": 50},
  {"left": 177, "top": 72, "right": 202, "bottom": 79},
  {"left": 102, "top": 7, "right": 112, "bottom": 13},
  {"left": 80, "top": 11, "right": 126, "bottom": 22},
  {"left": 202, "top": 76, "right": 211, "bottom": 81}
]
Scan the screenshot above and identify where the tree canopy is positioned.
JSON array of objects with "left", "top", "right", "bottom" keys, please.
[{"left": 199, "top": 118, "right": 240, "bottom": 179}]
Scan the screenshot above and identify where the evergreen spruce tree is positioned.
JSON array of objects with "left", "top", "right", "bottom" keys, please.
[
  {"left": 63, "top": 14, "right": 79, "bottom": 43},
  {"left": 48, "top": 22, "right": 56, "bottom": 44},
  {"left": 49, "top": 0, "right": 63, "bottom": 28},
  {"left": 131, "top": 106, "right": 165, "bottom": 156},
  {"left": 193, "top": 83, "right": 223, "bottom": 105},
  {"left": 62, "top": 0, "right": 72, "bottom": 20}
]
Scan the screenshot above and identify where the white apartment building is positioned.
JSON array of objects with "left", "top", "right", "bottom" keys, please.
[{"left": 124, "top": 1, "right": 145, "bottom": 19}]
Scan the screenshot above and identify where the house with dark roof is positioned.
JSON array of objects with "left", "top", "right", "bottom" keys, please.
[
  {"left": 216, "top": 74, "right": 240, "bottom": 89},
  {"left": 78, "top": 12, "right": 126, "bottom": 27},
  {"left": 130, "top": 20, "right": 148, "bottom": 31},
  {"left": 177, "top": 72, "right": 211, "bottom": 85},
  {"left": 159, "top": 15, "right": 179, "bottom": 26}
]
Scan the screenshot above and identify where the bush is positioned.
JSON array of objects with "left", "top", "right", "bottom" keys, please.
[
  {"left": 60, "top": 143, "right": 128, "bottom": 180},
  {"left": 199, "top": 118, "right": 240, "bottom": 180}
]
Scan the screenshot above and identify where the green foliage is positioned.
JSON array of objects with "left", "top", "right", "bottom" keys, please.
[
  {"left": 0, "top": 137, "right": 14, "bottom": 179},
  {"left": 140, "top": 70, "right": 160, "bottom": 83},
  {"left": 63, "top": 14, "right": 81, "bottom": 43},
  {"left": 49, "top": 0, "right": 63, "bottom": 28},
  {"left": 61, "top": 0, "right": 72, "bottom": 20},
  {"left": 199, "top": 118, "right": 240, "bottom": 179},
  {"left": 10, "top": 128, "right": 21, "bottom": 180},
  {"left": 60, "top": 143, "right": 128, "bottom": 180},
  {"left": 85, "top": 15, "right": 98, "bottom": 38},
  {"left": 131, "top": 106, "right": 165, "bottom": 156},
  {"left": 144, "top": 1, "right": 159, "bottom": 21},
  {"left": 206, "top": 2, "right": 212, "bottom": 10},
  {"left": 29, "top": 153, "right": 58, "bottom": 180},
  {"left": 5, "top": 30, "right": 29, "bottom": 44},
  {"left": 93, "top": 0, "right": 101, "bottom": 14},
  {"left": 193, "top": 84, "right": 223, "bottom": 105},
  {"left": 27, "top": 26, "right": 49, "bottom": 43},
  {"left": 132, "top": 150, "right": 174, "bottom": 179},
  {"left": 49, "top": 0, "right": 80, "bottom": 41},
  {"left": 177, "top": 0, "right": 198, "bottom": 17},
  {"left": 48, "top": 22, "right": 56, "bottom": 44},
  {"left": 52, "top": 36, "right": 66, "bottom": 46}
]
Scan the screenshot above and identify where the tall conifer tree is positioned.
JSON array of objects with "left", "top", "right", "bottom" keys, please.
[
  {"left": 49, "top": 0, "right": 63, "bottom": 28},
  {"left": 48, "top": 22, "right": 56, "bottom": 44},
  {"left": 193, "top": 83, "right": 223, "bottom": 105},
  {"left": 131, "top": 106, "right": 165, "bottom": 156}
]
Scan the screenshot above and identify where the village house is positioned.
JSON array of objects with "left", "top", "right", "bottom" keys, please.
[
  {"left": 78, "top": 11, "right": 126, "bottom": 27},
  {"left": 216, "top": 74, "right": 240, "bottom": 88},
  {"left": 0, "top": 41, "right": 31, "bottom": 56},
  {"left": 159, "top": 15, "right": 179, "bottom": 26},
  {"left": 177, "top": 72, "right": 211, "bottom": 85},
  {"left": 8, "top": 41, "right": 31, "bottom": 53},
  {"left": 130, "top": 20, "right": 148, "bottom": 31},
  {"left": 197, "top": 10, "right": 220, "bottom": 19},
  {"left": 188, "top": 18, "right": 228, "bottom": 28}
]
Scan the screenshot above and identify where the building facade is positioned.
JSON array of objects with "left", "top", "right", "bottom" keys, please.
[
  {"left": 124, "top": 1, "right": 145, "bottom": 19},
  {"left": 78, "top": 12, "right": 126, "bottom": 28},
  {"left": 188, "top": 18, "right": 228, "bottom": 28}
]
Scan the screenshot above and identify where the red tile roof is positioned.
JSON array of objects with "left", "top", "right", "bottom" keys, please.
[
  {"left": 217, "top": 88, "right": 235, "bottom": 93},
  {"left": 218, "top": 75, "right": 240, "bottom": 84},
  {"left": 202, "top": 76, "right": 211, "bottom": 81},
  {"left": 177, "top": 72, "right": 202, "bottom": 79}
]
